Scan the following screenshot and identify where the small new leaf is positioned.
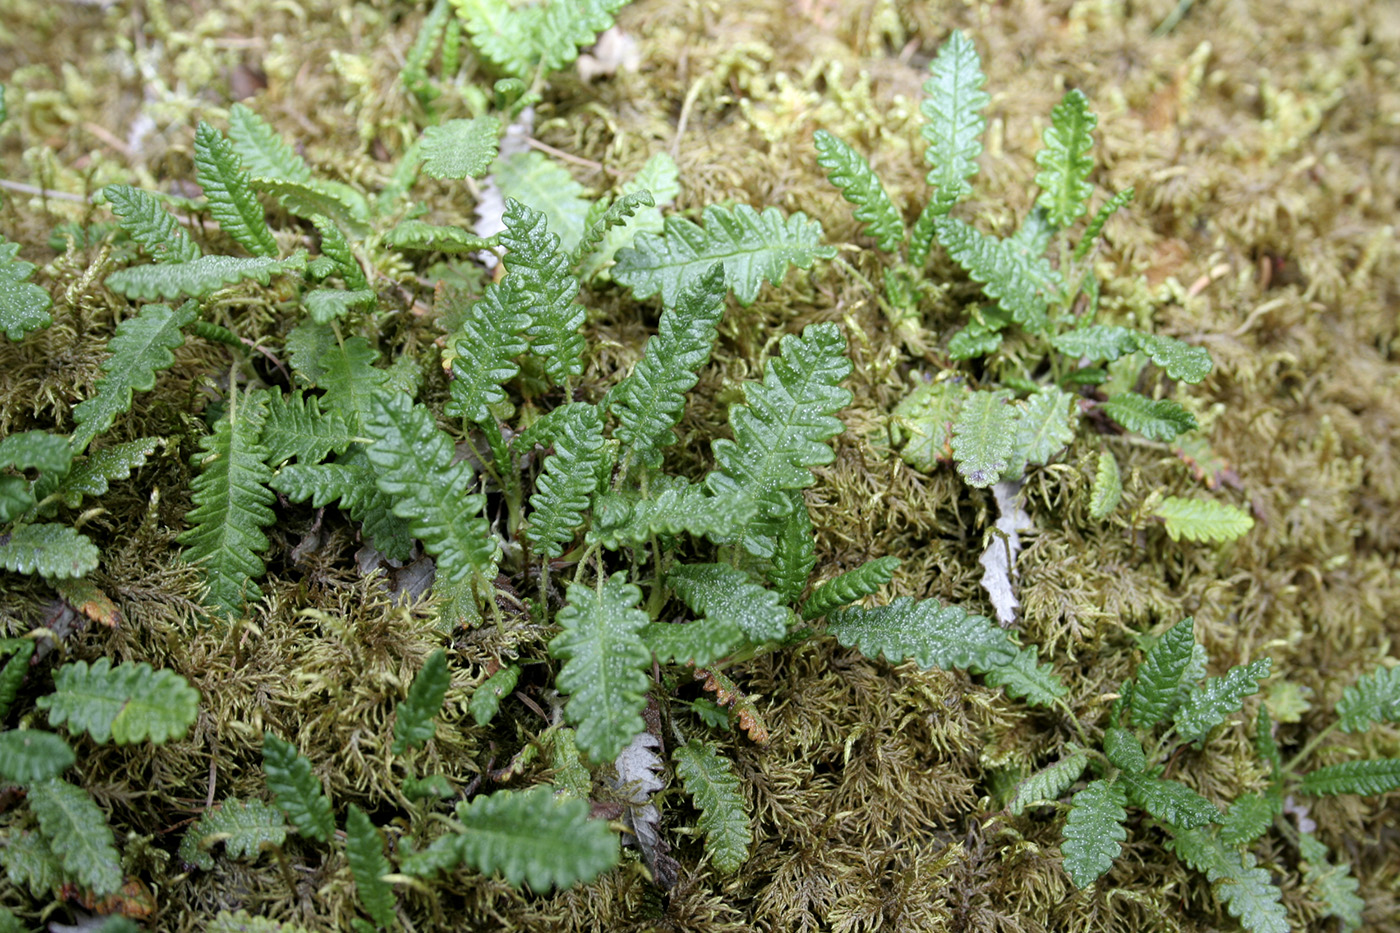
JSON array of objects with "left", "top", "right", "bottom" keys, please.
[
  {"left": 525, "top": 403, "right": 606, "bottom": 558},
  {"left": 393, "top": 649, "right": 451, "bottom": 754},
  {"left": 493, "top": 151, "right": 592, "bottom": 254},
  {"left": 1173, "top": 658, "right": 1272, "bottom": 742},
  {"left": 1088, "top": 448, "right": 1122, "bottom": 519},
  {"left": 194, "top": 122, "right": 277, "bottom": 257},
  {"left": 983, "top": 645, "right": 1067, "bottom": 708},
  {"left": 261, "top": 733, "right": 334, "bottom": 843},
  {"left": 1298, "top": 832, "right": 1364, "bottom": 932},
  {"left": 1008, "top": 746, "right": 1087, "bottom": 815},
  {"left": 1074, "top": 188, "right": 1135, "bottom": 261},
  {"left": 44, "top": 438, "right": 160, "bottom": 509},
  {"left": 673, "top": 739, "right": 750, "bottom": 874},
  {"left": 951, "top": 389, "right": 1017, "bottom": 487},
  {"left": 1034, "top": 89, "right": 1097, "bottom": 228},
  {"left": 813, "top": 130, "right": 904, "bottom": 252},
  {"left": 920, "top": 30, "right": 989, "bottom": 212},
  {"left": 38, "top": 658, "right": 199, "bottom": 745},
  {"left": 1101, "top": 392, "right": 1197, "bottom": 442},
  {"left": 800, "top": 556, "right": 901, "bottom": 621},
  {"left": 28, "top": 778, "right": 122, "bottom": 896},
  {"left": 1152, "top": 496, "right": 1254, "bottom": 544},
  {"left": 470, "top": 664, "right": 520, "bottom": 727},
  {"left": 227, "top": 104, "right": 312, "bottom": 183},
  {"left": 1062, "top": 778, "right": 1128, "bottom": 888},
  {"left": 99, "top": 186, "right": 201, "bottom": 264},
  {"left": 1103, "top": 727, "right": 1147, "bottom": 773},
  {"left": 827, "top": 597, "right": 1018, "bottom": 672},
  {"left": 1337, "top": 664, "right": 1400, "bottom": 733},
  {"left": 1219, "top": 792, "right": 1280, "bottom": 846},
  {"left": 346, "top": 805, "right": 397, "bottom": 930},
  {"left": 1120, "top": 772, "right": 1218, "bottom": 828},
  {"left": 1130, "top": 617, "right": 1196, "bottom": 729},
  {"left": 934, "top": 217, "right": 1056, "bottom": 330},
  {"left": 420, "top": 116, "right": 500, "bottom": 179},
  {"left": 550, "top": 574, "right": 652, "bottom": 762}
]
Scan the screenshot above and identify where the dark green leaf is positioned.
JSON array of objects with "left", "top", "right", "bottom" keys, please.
[
  {"left": 393, "top": 649, "right": 451, "bottom": 754},
  {"left": 261, "top": 732, "right": 334, "bottom": 842},
  {"left": 827, "top": 596, "right": 1017, "bottom": 672},
  {"left": 38, "top": 657, "right": 199, "bottom": 744}
]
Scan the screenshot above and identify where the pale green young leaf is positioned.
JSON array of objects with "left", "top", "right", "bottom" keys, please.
[
  {"left": 800, "top": 556, "right": 901, "bottom": 621},
  {"left": 383, "top": 220, "right": 495, "bottom": 254},
  {"left": 1152, "top": 496, "right": 1254, "bottom": 544},
  {"left": 70, "top": 300, "right": 196, "bottom": 453},
  {"left": 1174, "top": 657, "right": 1272, "bottom": 742},
  {"left": 178, "top": 798, "right": 287, "bottom": 871},
  {"left": 890, "top": 379, "right": 970, "bottom": 472},
  {"left": 674, "top": 739, "right": 750, "bottom": 874},
  {"left": 261, "top": 733, "right": 334, "bottom": 842},
  {"left": 1120, "top": 772, "right": 1218, "bottom": 828},
  {"left": 1299, "top": 758, "right": 1400, "bottom": 796},
  {"left": 640, "top": 618, "right": 746, "bottom": 667},
  {"left": 920, "top": 30, "right": 989, "bottom": 212},
  {"left": 194, "top": 122, "right": 278, "bottom": 257},
  {"left": 1256, "top": 706, "right": 1281, "bottom": 775},
  {"left": 611, "top": 262, "right": 726, "bottom": 469},
  {"left": 1101, "top": 391, "right": 1197, "bottom": 441},
  {"left": 393, "top": 649, "right": 451, "bottom": 754},
  {"left": 494, "top": 152, "right": 592, "bottom": 254},
  {"left": 525, "top": 402, "right": 606, "bottom": 558},
  {"left": 104, "top": 252, "right": 307, "bottom": 302},
  {"left": 827, "top": 596, "right": 1018, "bottom": 672},
  {"left": 420, "top": 116, "right": 500, "bottom": 180},
  {"left": 451, "top": 0, "right": 628, "bottom": 80},
  {"left": 1130, "top": 617, "right": 1196, "bottom": 729},
  {"left": 1166, "top": 826, "right": 1289, "bottom": 933},
  {"left": 1337, "top": 664, "right": 1400, "bottom": 733},
  {"left": 227, "top": 104, "right": 312, "bottom": 183},
  {"left": 908, "top": 199, "right": 940, "bottom": 268},
  {"left": 1062, "top": 778, "right": 1128, "bottom": 888},
  {"left": 0, "top": 730, "right": 74, "bottom": 783},
  {"left": 346, "top": 805, "right": 397, "bottom": 930},
  {"left": 1008, "top": 746, "right": 1087, "bottom": 815},
  {"left": 983, "top": 645, "right": 1067, "bottom": 708},
  {"left": 43, "top": 438, "right": 160, "bottom": 510},
  {"left": 1103, "top": 726, "right": 1147, "bottom": 773},
  {"left": 573, "top": 191, "right": 655, "bottom": 271},
  {"left": 1298, "top": 831, "right": 1364, "bottom": 932},
  {"left": 586, "top": 479, "right": 755, "bottom": 550},
  {"left": 1034, "top": 89, "right": 1097, "bottom": 228},
  {"left": 951, "top": 388, "right": 1017, "bottom": 487},
  {"left": 1135, "top": 333, "right": 1213, "bottom": 383},
  {"left": 498, "top": 198, "right": 586, "bottom": 385},
  {"left": 0, "top": 523, "right": 99, "bottom": 579},
  {"left": 813, "top": 129, "right": 904, "bottom": 252},
  {"left": 1074, "top": 188, "right": 1135, "bottom": 261},
  {"left": 706, "top": 323, "right": 852, "bottom": 556},
  {"left": 767, "top": 490, "right": 817, "bottom": 603},
  {"left": 549, "top": 573, "right": 652, "bottom": 762},
  {"left": 470, "top": 664, "right": 520, "bottom": 727},
  {"left": 209, "top": 910, "right": 314, "bottom": 933},
  {"left": 1014, "top": 386, "right": 1077, "bottom": 468},
  {"left": 178, "top": 389, "right": 276, "bottom": 616},
  {"left": 303, "top": 288, "right": 375, "bottom": 323},
  {"left": 0, "top": 640, "right": 36, "bottom": 721},
  {"left": 1051, "top": 325, "right": 1139, "bottom": 362},
  {"left": 100, "top": 186, "right": 201, "bottom": 264},
  {"left": 252, "top": 177, "right": 370, "bottom": 235},
  {"left": 364, "top": 393, "right": 497, "bottom": 583},
  {"left": 578, "top": 152, "right": 679, "bottom": 279},
  {"left": 38, "top": 658, "right": 198, "bottom": 745},
  {"left": 934, "top": 217, "right": 1055, "bottom": 329},
  {"left": 1219, "top": 792, "right": 1280, "bottom": 846},
  {"left": 1088, "top": 448, "right": 1121, "bottom": 519},
  {"left": 27, "top": 777, "right": 122, "bottom": 896},
  {"left": 669, "top": 563, "right": 791, "bottom": 643},
  {"left": 614, "top": 203, "right": 836, "bottom": 307},
  {"left": 311, "top": 214, "right": 368, "bottom": 289},
  {"left": 261, "top": 391, "right": 353, "bottom": 466},
  {"left": 403, "top": 0, "right": 451, "bottom": 101},
  {"left": 548, "top": 728, "right": 592, "bottom": 799},
  {"left": 403, "top": 785, "right": 619, "bottom": 890}
]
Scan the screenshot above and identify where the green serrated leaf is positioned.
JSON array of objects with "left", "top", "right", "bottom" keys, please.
[
  {"left": 1103, "top": 726, "right": 1147, "bottom": 773},
  {"left": 525, "top": 402, "right": 606, "bottom": 558},
  {"left": 178, "top": 798, "right": 287, "bottom": 871},
  {"left": 1101, "top": 392, "right": 1197, "bottom": 442},
  {"left": 934, "top": 217, "right": 1057, "bottom": 330},
  {"left": 38, "top": 657, "right": 198, "bottom": 745},
  {"left": 669, "top": 563, "right": 791, "bottom": 643},
  {"left": 1174, "top": 658, "right": 1272, "bottom": 742},
  {"left": 404, "top": 785, "right": 619, "bottom": 890},
  {"left": 384, "top": 220, "right": 494, "bottom": 254},
  {"left": 105, "top": 252, "right": 308, "bottom": 302},
  {"left": 346, "top": 804, "right": 397, "bottom": 930},
  {"left": 640, "top": 618, "right": 745, "bottom": 667},
  {"left": 586, "top": 478, "right": 755, "bottom": 550},
  {"left": 573, "top": 190, "right": 656, "bottom": 272},
  {"left": 549, "top": 573, "right": 652, "bottom": 762},
  {"left": 0, "top": 640, "right": 36, "bottom": 721},
  {"left": 1014, "top": 386, "right": 1077, "bottom": 468},
  {"left": 1052, "top": 325, "right": 1139, "bottom": 362},
  {"left": 1135, "top": 333, "right": 1213, "bottom": 383},
  {"left": 0, "top": 523, "right": 99, "bottom": 580},
  {"left": 614, "top": 203, "right": 835, "bottom": 307},
  {"left": 317, "top": 336, "right": 389, "bottom": 431},
  {"left": 451, "top": 0, "right": 628, "bottom": 80},
  {"left": 498, "top": 198, "right": 586, "bottom": 385},
  {"left": 271, "top": 453, "right": 413, "bottom": 560},
  {"left": 70, "top": 300, "right": 197, "bottom": 453},
  {"left": 1298, "top": 831, "right": 1364, "bottom": 931},
  {"left": 1062, "top": 778, "right": 1128, "bottom": 888},
  {"left": 494, "top": 151, "right": 591, "bottom": 255},
  {"left": 28, "top": 777, "right": 122, "bottom": 895},
  {"left": 178, "top": 388, "right": 276, "bottom": 616},
  {"left": 1033, "top": 89, "right": 1097, "bottom": 228},
  {"left": 1299, "top": 758, "right": 1400, "bottom": 796},
  {"left": 227, "top": 104, "right": 312, "bottom": 183},
  {"left": 1219, "top": 792, "right": 1280, "bottom": 846},
  {"left": 1008, "top": 746, "right": 1087, "bottom": 815},
  {"left": 951, "top": 389, "right": 1017, "bottom": 487},
  {"left": 1088, "top": 448, "right": 1122, "bottom": 520},
  {"left": 1337, "top": 665, "right": 1400, "bottom": 733},
  {"left": 420, "top": 116, "right": 500, "bottom": 180},
  {"left": 209, "top": 910, "right": 314, "bottom": 933},
  {"left": 1167, "top": 826, "right": 1289, "bottom": 933},
  {"left": 470, "top": 664, "right": 520, "bottom": 727},
  {"left": 983, "top": 645, "right": 1067, "bottom": 707},
  {"left": 920, "top": 30, "right": 989, "bottom": 212},
  {"left": 1130, "top": 617, "right": 1196, "bottom": 729},
  {"left": 40, "top": 437, "right": 160, "bottom": 511},
  {"left": 1120, "top": 772, "right": 1218, "bottom": 828},
  {"left": 889, "top": 379, "right": 970, "bottom": 472},
  {"left": 253, "top": 177, "right": 370, "bottom": 235},
  {"left": 442, "top": 280, "right": 527, "bottom": 426},
  {"left": 0, "top": 829, "right": 62, "bottom": 899},
  {"left": 0, "top": 431, "right": 69, "bottom": 479},
  {"left": 194, "top": 122, "right": 278, "bottom": 257},
  {"left": 674, "top": 739, "right": 750, "bottom": 874},
  {"left": 261, "top": 733, "right": 334, "bottom": 842},
  {"left": 1152, "top": 496, "right": 1254, "bottom": 544},
  {"left": 364, "top": 393, "right": 497, "bottom": 583},
  {"left": 577, "top": 153, "right": 678, "bottom": 279},
  {"left": 261, "top": 391, "right": 353, "bottom": 466},
  {"left": 99, "top": 186, "right": 201, "bottom": 265},
  {"left": 1074, "top": 188, "right": 1135, "bottom": 261},
  {"left": 0, "top": 476, "right": 32, "bottom": 525},
  {"left": 813, "top": 130, "right": 904, "bottom": 252},
  {"left": 827, "top": 596, "right": 1017, "bottom": 672},
  {"left": 303, "top": 288, "right": 376, "bottom": 323},
  {"left": 800, "top": 556, "right": 901, "bottom": 621},
  {"left": 767, "top": 490, "right": 816, "bottom": 603},
  {"left": 310, "top": 214, "right": 367, "bottom": 289},
  {"left": 0, "top": 730, "right": 74, "bottom": 783},
  {"left": 393, "top": 649, "right": 451, "bottom": 754}
]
